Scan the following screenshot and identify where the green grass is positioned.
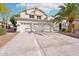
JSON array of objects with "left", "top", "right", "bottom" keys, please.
[{"left": 0, "top": 28, "right": 6, "bottom": 35}]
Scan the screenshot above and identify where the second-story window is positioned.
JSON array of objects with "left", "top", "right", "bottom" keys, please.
[
  {"left": 37, "top": 16, "right": 41, "bottom": 19},
  {"left": 29, "top": 15, "right": 34, "bottom": 18}
]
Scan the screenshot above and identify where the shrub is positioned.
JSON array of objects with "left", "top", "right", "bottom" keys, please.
[
  {"left": 61, "top": 28, "right": 66, "bottom": 32},
  {"left": 0, "top": 28, "right": 6, "bottom": 35}
]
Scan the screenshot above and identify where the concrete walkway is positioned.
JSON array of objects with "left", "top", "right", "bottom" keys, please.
[
  {"left": 33, "top": 32, "right": 79, "bottom": 56},
  {"left": 0, "top": 32, "right": 79, "bottom": 56},
  {"left": 0, "top": 33, "right": 42, "bottom": 56}
]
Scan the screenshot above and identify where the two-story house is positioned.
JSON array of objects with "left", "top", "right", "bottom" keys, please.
[{"left": 14, "top": 8, "right": 54, "bottom": 32}]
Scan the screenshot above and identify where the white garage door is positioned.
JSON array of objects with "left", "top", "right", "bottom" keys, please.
[
  {"left": 19, "top": 23, "right": 52, "bottom": 32},
  {"left": 20, "top": 23, "right": 31, "bottom": 32},
  {"left": 23, "top": 24, "right": 31, "bottom": 32},
  {"left": 32, "top": 23, "right": 51, "bottom": 32}
]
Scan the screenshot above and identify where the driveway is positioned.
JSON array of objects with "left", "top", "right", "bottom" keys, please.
[
  {"left": 0, "top": 32, "right": 79, "bottom": 56},
  {"left": 0, "top": 32, "right": 42, "bottom": 56}
]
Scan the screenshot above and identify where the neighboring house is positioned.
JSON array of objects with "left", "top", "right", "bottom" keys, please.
[
  {"left": 74, "top": 19, "right": 79, "bottom": 30},
  {"left": 7, "top": 22, "right": 14, "bottom": 28},
  {"left": 0, "top": 17, "right": 2, "bottom": 29},
  {"left": 15, "top": 8, "right": 54, "bottom": 32},
  {"left": 0, "top": 21, "right": 2, "bottom": 29},
  {"left": 7, "top": 22, "right": 16, "bottom": 32}
]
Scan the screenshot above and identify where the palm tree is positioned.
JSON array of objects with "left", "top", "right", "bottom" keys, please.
[
  {"left": 53, "top": 3, "right": 79, "bottom": 32},
  {"left": 0, "top": 3, "right": 11, "bottom": 30}
]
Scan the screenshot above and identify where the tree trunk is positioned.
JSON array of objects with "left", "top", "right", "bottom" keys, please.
[
  {"left": 66, "top": 16, "right": 75, "bottom": 33},
  {"left": 67, "top": 22, "right": 73, "bottom": 32}
]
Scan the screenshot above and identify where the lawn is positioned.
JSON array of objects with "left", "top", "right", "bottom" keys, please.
[{"left": 0, "top": 33, "right": 17, "bottom": 48}]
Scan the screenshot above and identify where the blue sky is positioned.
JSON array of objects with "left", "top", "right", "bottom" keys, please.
[
  {"left": 4, "top": 3, "right": 26, "bottom": 16},
  {"left": 4, "top": 3, "right": 62, "bottom": 20}
]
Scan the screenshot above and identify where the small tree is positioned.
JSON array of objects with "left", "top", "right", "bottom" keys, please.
[
  {"left": 10, "top": 14, "right": 20, "bottom": 27},
  {"left": 10, "top": 16, "right": 16, "bottom": 27}
]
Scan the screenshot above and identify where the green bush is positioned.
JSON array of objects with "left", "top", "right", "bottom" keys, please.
[
  {"left": 61, "top": 28, "right": 66, "bottom": 32},
  {"left": 0, "top": 28, "right": 6, "bottom": 35}
]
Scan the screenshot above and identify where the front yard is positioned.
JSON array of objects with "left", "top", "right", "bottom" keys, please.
[{"left": 0, "top": 33, "right": 17, "bottom": 48}]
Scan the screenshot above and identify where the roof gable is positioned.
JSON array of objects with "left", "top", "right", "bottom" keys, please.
[{"left": 25, "top": 8, "right": 47, "bottom": 16}]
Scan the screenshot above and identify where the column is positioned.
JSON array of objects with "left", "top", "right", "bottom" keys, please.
[{"left": 49, "top": 25, "right": 51, "bottom": 32}]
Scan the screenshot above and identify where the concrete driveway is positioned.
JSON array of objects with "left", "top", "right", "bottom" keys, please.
[{"left": 0, "top": 32, "right": 79, "bottom": 56}]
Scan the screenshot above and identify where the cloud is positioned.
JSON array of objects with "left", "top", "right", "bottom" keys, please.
[
  {"left": 16, "top": 3, "right": 63, "bottom": 16},
  {"left": 39, "top": 7, "right": 52, "bottom": 14},
  {"left": 16, "top": 3, "right": 26, "bottom": 7},
  {"left": 26, "top": 3, "right": 63, "bottom": 15},
  {"left": 16, "top": 3, "right": 63, "bottom": 10},
  {"left": 26, "top": 3, "right": 63, "bottom": 9}
]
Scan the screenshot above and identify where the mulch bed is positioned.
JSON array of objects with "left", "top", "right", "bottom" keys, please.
[
  {"left": 59, "top": 32, "right": 79, "bottom": 39},
  {"left": 7, "top": 27, "right": 16, "bottom": 32}
]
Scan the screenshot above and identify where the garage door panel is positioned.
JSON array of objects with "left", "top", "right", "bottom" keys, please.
[
  {"left": 21, "top": 24, "right": 31, "bottom": 32},
  {"left": 32, "top": 24, "right": 39, "bottom": 32}
]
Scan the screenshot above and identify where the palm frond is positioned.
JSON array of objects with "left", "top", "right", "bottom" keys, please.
[
  {"left": 53, "top": 16, "right": 66, "bottom": 24},
  {"left": 0, "top": 3, "right": 11, "bottom": 14},
  {"left": 54, "top": 3, "right": 79, "bottom": 24}
]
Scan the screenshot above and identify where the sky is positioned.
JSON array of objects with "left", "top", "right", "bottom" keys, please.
[{"left": 3, "top": 3, "right": 63, "bottom": 22}]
